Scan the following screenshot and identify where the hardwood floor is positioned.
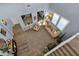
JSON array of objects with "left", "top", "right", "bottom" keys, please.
[{"left": 13, "top": 24, "right": 54, "bottom": 56}]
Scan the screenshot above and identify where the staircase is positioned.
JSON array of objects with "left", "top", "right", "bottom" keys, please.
[
  {"left": 49, "top": 43, "right": 79, "bottom": 56},
  {"left": 44, "top": 33, "right": 79, "bottom": 56}
]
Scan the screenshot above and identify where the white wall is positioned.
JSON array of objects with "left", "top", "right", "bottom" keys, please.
[
  {"left": 0, "top": 3, "right": 26, "bottom": 24},
  {"left": 25, "top": 3, "right": 50, "bottom": 21},
  {"left": 24, "top": 3, "right": 50, "bottom": 23}
]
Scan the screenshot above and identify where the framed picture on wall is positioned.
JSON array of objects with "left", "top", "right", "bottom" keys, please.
[
  {"left": 0, "top": 28, "right": 6, "bottom": 36},
  {"left": 0, "top": 19, "right": 7, "bottom": 25}
]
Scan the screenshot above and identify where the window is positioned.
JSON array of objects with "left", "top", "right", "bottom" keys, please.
[
  {"left": 51, "top": 13, "right": 60, "bottom": 25},
  {"left": 51, "top": 13, "right": 69, "bottom": 31},
  {"left": 57, "top": 17, "right": 69, "bottom": 31}
]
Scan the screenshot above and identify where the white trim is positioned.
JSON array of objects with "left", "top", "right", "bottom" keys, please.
[
  {"left": 0, "top": 23, "right": 13, "bottom": 36},
  {"left": 44, "top": 33, "right": 79, "bottom": 56}
]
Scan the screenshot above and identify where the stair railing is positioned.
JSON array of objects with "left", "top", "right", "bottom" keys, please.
[{"left": 44, "top": 33, "right": 79, "bottom": 56}]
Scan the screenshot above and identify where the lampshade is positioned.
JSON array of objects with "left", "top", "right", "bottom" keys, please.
[{"left": 47, "top": 12, "right": 53, "bottom": 20}]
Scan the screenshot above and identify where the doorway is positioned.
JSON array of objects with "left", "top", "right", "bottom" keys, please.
[
  {"left": 21, "top": 13, "right": 32, "bottom": 25},
  {"left": 37, "top": 11, "right": 44, "bottom": 21}
]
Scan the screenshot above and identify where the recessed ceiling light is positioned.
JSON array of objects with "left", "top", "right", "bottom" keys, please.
[{"left": 27, "top": 5, "right": 31, "bottom": 7}]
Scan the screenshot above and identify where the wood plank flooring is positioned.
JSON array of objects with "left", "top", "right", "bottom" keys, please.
[{"left": 13, "top": 24, "right": 54, "bottom": 56}]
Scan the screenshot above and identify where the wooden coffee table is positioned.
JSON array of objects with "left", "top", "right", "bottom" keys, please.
[{"left": 33, "top": 24, "right": 40, "bottom": 31}]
